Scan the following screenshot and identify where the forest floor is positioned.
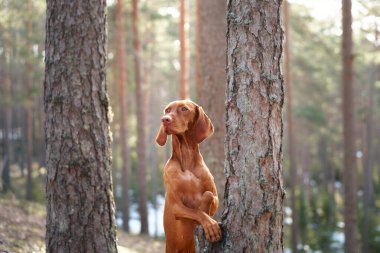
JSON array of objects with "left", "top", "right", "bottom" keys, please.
[{"left": 0, "top": 196, "right": 165, "bottom": 253}]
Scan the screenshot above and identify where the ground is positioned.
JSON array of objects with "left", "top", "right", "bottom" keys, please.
[{"left": 0, "top": 197, "right": 165, "bottom": 253}]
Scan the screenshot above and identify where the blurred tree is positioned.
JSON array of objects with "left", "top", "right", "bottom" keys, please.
[
  {"left": 1, "top": 46, "right": 12, "bottom": 193},
  {"left": 132, "top": 0, "right": 149, "bottom": 235},
  {"left": 283, "top": 1, "right": 298, "bottom": 252},
  {"left": 25, "top": 0, "right": 34, "bottom": 201},
  {"left": 44, "top": 0, "right": 118, "bottom": 251},
  {"left": 341, "top": 0, "right": 359, "bottom": 253},
  {"left": 195, "top": 0, "right": 284, "bottom": 251},
  {"left": 115, "top": 0, "right": 131, "bottom": 232},
  {"left": 196, "top": 0, "right": 226, "bottom": 220},
  {"left": 179, "top": 0, "right": 188, "bottom": 99}
]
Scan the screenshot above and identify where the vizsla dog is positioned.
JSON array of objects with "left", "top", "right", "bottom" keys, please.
[{"left": 156, "top": 100, "right": 222, "bottom": 253}]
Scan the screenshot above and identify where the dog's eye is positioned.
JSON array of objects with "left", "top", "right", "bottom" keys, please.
[
  {"left": 181, "top": 107, "right": 188, "bottom": 112},
  {"left": 165, "top": 108, "right": 170, "bottom": 113}
]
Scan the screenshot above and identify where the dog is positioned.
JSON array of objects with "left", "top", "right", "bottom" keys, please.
[{"left": 156, "top": 100, "right": 222, "bottom": 253}]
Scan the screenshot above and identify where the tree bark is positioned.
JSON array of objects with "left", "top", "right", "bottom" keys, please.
[
  {"left": 341, "top": 0, "right": 359, "bottom": 252},
  {"left": 115, "top": 0, "right": 131, "bottom": 232},
  {"left": 283, "top": 1, "right": 298, "bottom": 252},
  {"left": 196, "top": 0, "right": 227, "bottom": 220},
  {"left": 132, "top": 0, "right": 149, "bottom": 235},
  {"left": 195, "top": 0, "right": 285, "bottom": 252},
  {"left": 44, "top": 1, "right": 118, "bottom": 252},
  {"left": 179, "top": 0, "right": 189, "bottom": 99}
]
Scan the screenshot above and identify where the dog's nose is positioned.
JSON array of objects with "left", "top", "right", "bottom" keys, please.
[{"left": 161, "top": 115, "right": 172, "bottom": 125}]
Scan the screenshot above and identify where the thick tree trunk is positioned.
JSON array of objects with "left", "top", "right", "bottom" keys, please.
[
  {"left": 44, "top": 1, "right": 118, "bottom": 252},
  {"left": 115, "top": 0, "right": 131, "bottom": 232},
  {"left": 283, "top": 1, "right": 298, "bottom": 252},
  {"left": 132, "top": 0, "right": 149, "bottom": 235},
  {"left": 195, "top": 0, "right": 285, "bottom": 252},
  {"left": 196, "top": 0, "right": 227, "bottom": 220},
  {"left": 179, "top": 0, "right": 189, "bottom": 99},
  {"left": 341, "top": 1, "right": 359, "bottom": 253}
]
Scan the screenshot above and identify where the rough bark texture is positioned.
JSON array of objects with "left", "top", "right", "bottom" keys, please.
[
  {"left": 132, "top": 0, "right": 149, "bottom": 235},
  {"left": 283, "top": 1, "right": 298, "bottom": 252},
  {"left": 341, "top": 1, "right": 359, "bottom": 253},
  {"left": 179, "top": 0, "right": 189, "bottom": 99},
  {"left": 195, "top": 0, "right": 285, "bottom": 252},
  {"left": 115, "top": 0, "right": 131, "bottom": 232},
  {"left": 196, "top": 0, "right": 227, "bottom": 220},
  {"left": 44, "top": 1, "right": 118, "bottom": 252}
]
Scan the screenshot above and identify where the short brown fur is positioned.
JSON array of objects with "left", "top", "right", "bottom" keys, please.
[{"left": 156, "top": 100, "right": 221, "bottom": 253}]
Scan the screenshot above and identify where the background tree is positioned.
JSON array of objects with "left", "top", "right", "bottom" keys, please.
[
  {"left": 341, "top": 0, "right": 359, "bottom": 252},
  {"left": 179, "top": 0, "right": 189, "bottom": 99},
  {"left": 132, "top": 0, "right": 149, "bottom": 235},
  {"left": 115, "top": 0, "right": 131, "bottom": 232},
  {"left": 283, "top": 1, "right": 298, "bottom": 252},
  {"left": 196, "top": 0, "right": 227, "bottom": 220},
  {"left": 196, "top": 0, "right": 284, "bottom": 251},
  {"left": 44, "top": 0, "right": 118, "bottom": 251}
]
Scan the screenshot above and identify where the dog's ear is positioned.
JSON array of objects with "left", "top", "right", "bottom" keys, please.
[
  {"left": 156, "top": 124, "right": 167, "bottom": 146},
  {"left": 192, "top": 106, "right": 214, "bottom": 143}
]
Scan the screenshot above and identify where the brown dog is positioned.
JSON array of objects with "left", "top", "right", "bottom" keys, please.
[{"left": 156, "top": 100, "right": 221, "bottom": 253}]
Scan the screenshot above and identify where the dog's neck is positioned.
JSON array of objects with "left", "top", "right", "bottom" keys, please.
[{"left": 171, "top": 133, "right": 202, "bottom": 171}]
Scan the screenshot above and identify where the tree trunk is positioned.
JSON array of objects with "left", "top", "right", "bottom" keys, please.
[
  {"left": 132, "top": 0, "right": 149, "bottom": 235},
  {"left": 196, "top": 0, "right": 227, "bottom": 220},
  {"left": 195, "top": 0, "right": 285, "bottom": 252},
  {"left": 341, "top": 0, "right": 359, "bottom": 252},
  {"left": 115, "top": 0, "right": 131, "bottom": 232},
  {"left": 44, "top": 1, "right": 118, "bottom": 252},
  {"left": 362, "top": 65, "right": 377, "bottom": 253},
  {"left": 1, "top": 70, "right": 11, "bottom": 193},
  {"left": 283, "top": 1, "right": 298, "bottom": 252},
  {"left": 179, "top": 0, "right": 189, "bottom": 99},
  {"left": 25, "top": 1, "right": 34, "bottom": 200}
]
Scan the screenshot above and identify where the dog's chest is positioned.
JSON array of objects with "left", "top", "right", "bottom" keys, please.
[{"left": 179, "top": 170, "right": 203, "bottom": 209}]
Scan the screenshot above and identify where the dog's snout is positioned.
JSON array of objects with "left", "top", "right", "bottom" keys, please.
[{"left": 161, "top": 115, "right": 172, "bottom": 125}]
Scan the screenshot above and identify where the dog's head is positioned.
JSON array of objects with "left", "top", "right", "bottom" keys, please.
[{"left": 156, "top": 100, "right": 214, "bottom": 146}]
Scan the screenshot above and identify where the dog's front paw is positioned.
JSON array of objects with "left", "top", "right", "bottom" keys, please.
[{"left": 201, "top": 215, "right": 222, "bottom": 242}]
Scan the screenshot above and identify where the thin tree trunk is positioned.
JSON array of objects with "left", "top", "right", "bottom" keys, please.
[
  {"left": 115, "top": 0, "right": 131, "bottom": 232},
  {"left": 25, "top": 1, "right": 34, "bottom": 200},
  {"left": 284, "top": 1, "right": 298, "bottom": 252},
  {"left": 44, "top": 1, "right": 118, "bottom": 252},
  {"left": 362, "top": 65, "right": 377, "bottom": 253},
  {"left": 179, "top": 0, "right": 188, "bottom": 99},
  {"left": 341, "top": 0, "right": 358, "bottom": 252},
  {"left": 196, "top": 0, "right": 227, "bottom": 220},
  {"left": 195, "top": 0, "right": 284, "bottom": 251},
  {"left": 1, "top": 71, "right": 11, "bottom": 193},
  {"left": 132, "top": 0, "right": 149, "bottom": 235}
]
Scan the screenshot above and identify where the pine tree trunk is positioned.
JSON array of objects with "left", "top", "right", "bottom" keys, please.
[
  {"left": 25, "top": 3, "right": 34, "bottom": 200},
  {"left": 179, "top": 0, "right": 188, "bottom": 99},
  {"left": 283, "top": 1, "right": 298, "bottom": 251},
  {"left": 132, "top": 0, "right": 149, "bottom": 235},
  {"left": 195, "top": 0, "right": 284, "bottom": 252},
  {"left": 362, "top": 65, "right": 377, "bottom": 253},
  {"left": 115, "top": 0, "right": 131, "bottom": 232},
  {"left": 44, "top": 1, "right": 118, "bottom": 252},
  {"left": 196, "top": 0, "right": 227, "bottom": 220},
  {"left": 341, "top": 0, "right": 359, "bottom": 252},
  {"left": 1, "top": 72, "right": 11, "bottom": 193}
]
